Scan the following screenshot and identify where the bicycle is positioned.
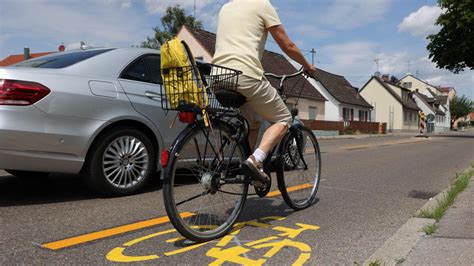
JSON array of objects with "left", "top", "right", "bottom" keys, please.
[{"left": 159, "top": 63, "right": 321, "bottom": 242}]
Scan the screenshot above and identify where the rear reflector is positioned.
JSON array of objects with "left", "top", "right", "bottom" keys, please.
[
  {"left": 178, "top": 112, "right": 196, "bottom": 124},
  {"left": 0, "top": 79, "right": 50, "bottom": 106},
  {"left": 161, "top": 149, "right": 169, "bottom": 168}
]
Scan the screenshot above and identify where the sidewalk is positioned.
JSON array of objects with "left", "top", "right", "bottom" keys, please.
[
  {"left": 403, "top": 177, "right": 474, "bottom": 265},
  {"left": 317, "top": 132, "right": 417, "bottom": 140}
]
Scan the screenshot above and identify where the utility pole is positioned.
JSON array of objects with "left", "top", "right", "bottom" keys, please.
[{"left": 310, "top": 48, "right": 316, "bottom": 66}]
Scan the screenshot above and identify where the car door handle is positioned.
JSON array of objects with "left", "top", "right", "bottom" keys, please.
[{"left": 145, "top": 91, "right": 161, "bottom": 101}]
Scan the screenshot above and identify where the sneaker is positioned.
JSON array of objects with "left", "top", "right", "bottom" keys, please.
[{"left": 241, "top": 155, "right": 270, "bottom": 185}]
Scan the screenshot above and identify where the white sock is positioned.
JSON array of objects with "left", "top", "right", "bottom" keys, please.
[{"left": 250, "top": 148, "right": 267, "bottom": 163}]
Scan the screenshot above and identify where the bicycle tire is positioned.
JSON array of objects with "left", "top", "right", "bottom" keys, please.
[
  {"left": 163, "top": 121, "right": 249, "bottom": 242},
  {"left": 277, "top": 126, "right": 321, "bottom": 210}
]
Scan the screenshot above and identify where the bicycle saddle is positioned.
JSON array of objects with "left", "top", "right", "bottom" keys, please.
[{"left": 214, "top": 90, "right": 246, "bottom": 108}]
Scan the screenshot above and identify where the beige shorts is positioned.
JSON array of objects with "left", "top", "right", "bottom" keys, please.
[{"left": 237, "top": 75, "right": 292, "bottom": 130}]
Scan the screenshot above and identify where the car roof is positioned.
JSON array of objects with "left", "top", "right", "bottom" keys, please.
[
  {"left": 4, "top": 47, "right": 161, "bottom": 79},
  {"left": 66, "top": 47, "right": 160, "bottom": 78}
]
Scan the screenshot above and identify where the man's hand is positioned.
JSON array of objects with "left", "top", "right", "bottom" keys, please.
[{"left": 303, "top": 64, "right": 317, "bottom": 78}]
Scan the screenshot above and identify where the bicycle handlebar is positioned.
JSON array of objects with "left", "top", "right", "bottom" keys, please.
[
  {"left": 264, "top": 69, "right": 318, "bottom": 92},
  {"left": 264, "top": 69, "right": 304, "bottom": 79}
]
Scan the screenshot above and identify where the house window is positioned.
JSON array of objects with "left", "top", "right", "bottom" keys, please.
[
  {"left": 343, "top": 107, "right": 353, "bottom": 121},
  {"left": 402, "top": 82, "right": 412, "bottom": 89},
  {"left": 359, "top": 110, "right": 368, "bottom": 122},
  {"left": 309, "top": 106, "right": 317, "bottom": 120}
]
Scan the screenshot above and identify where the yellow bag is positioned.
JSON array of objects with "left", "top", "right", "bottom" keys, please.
[{"left": 160, "top": 38, "right": 208, "bottom": 110}]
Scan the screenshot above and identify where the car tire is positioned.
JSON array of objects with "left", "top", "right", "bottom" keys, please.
[
  {"left": 82, "top": 127, "right": 156, "bottom": 197},
  {"left": 5, "top": 170, "right": 50, "bottom": 179}
]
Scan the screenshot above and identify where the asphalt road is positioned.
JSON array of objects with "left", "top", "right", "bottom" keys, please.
[{"left": 1, "top": 132, "right": 473, "bottom": 264}]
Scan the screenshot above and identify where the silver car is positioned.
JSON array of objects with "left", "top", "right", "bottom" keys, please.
[{"left": 0, "top": 48, "right": 186, "bottom": 196}]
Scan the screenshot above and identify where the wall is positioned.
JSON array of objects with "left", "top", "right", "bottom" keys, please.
[
  {"left": 402, "top": 109, "right": 419, "bottom": 132},
  {"left": 287, "top": 97, "right": 325, "bottom": 121},
  {"left": 339, "top": 104, "right": 372, "bottom": 122},
  {"left": 301, "top": 120, "right": 386, "bottom": 134},
  {"left": 307, "top": 78, "right": 340, "bottom": 121},
  {"left": 400, "top": 75, "right": 437, "bottom": 95},
  {"left": 360, "top": 79, "right": 403, "bottom": 131},
  {"left": 177, "top": 29, "right": 213, "bottom": 62}
]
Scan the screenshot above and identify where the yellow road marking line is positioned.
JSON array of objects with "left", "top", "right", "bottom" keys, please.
[
  {"left": 42, "top": 184, "right": 312, "bottom": 250},
  {"left": 267, "top": 183, "right": 313, "bottom": 197},
  {"left": 42, "top": 212, "right": 194, "bottom": 250},
  {"left": 339, "top": 144, "right": 371, "bottom": 149}
]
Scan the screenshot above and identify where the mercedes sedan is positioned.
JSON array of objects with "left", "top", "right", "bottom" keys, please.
[{"left": 0, "top": 48, "right": 185, "bottom": 196}]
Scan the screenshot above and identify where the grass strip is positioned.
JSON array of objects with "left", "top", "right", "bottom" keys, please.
[
  {"left": 422, "top": 224, "right": 437, "bottom": 235},
  {"left": 418, "top": 167, "right": 474, "bottom": 221}
]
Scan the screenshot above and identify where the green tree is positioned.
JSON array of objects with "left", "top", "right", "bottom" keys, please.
[
  {"left": 427, "top": 0, "right": 474, "bottom": 73},
  {"left": 450, "top": 95, "right": 473, "bottom": 127},
  {"left": 140, "top": 5, "right": 203, "bottom": 49}
]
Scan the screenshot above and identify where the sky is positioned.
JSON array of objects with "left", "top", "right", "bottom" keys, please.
[{"left": 0, "top": 0, "right": 472, "bottom": 98}]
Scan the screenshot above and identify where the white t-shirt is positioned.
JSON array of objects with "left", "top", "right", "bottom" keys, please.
[{"left": 212, "top": 0, "right": 281, "bottom": 80}]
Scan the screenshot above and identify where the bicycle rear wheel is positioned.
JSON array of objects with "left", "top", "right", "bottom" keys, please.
[
  {"left": 163, "top": 121, "right": 249, "bottom": 242},
  {"left": 277, "top": 126, "right": 321, "bottom": 210}
]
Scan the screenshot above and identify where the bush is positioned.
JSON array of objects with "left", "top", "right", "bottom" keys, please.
[
  {"left": 457, "top": 121, "right": 465, "bottom": 128},
  {"left": 344, "top": 127, "right": 354, "bottom": 135}
]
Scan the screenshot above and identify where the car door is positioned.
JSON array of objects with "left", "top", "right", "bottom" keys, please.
[{"left": 118, "top": 54, "right": 184, "bottom": 147}]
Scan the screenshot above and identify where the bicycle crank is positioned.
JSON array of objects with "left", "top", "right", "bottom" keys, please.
[{"left": 254, "top": 169, "right": 271, "bottom": 198}]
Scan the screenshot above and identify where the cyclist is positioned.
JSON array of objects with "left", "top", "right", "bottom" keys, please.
[{"left": 213, "top": 0, "right": 317, "bottom": 185}]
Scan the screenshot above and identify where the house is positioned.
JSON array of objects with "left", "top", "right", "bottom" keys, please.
[
  {"left": 411, "top": 91, "right": 449, "bottom": 133},
  {"left": 308, "top": 69, "right": 373, "bottom": 122},
  {"left": 399, "top": 74, "right": 441, "bottom": 96},
  {"left": 0, "top": 49, "right": 53, "bottom": 66},
  {"left": 177, "top": 25, "right": 327, "bottom": 120},
  {"left": 437, "top": 86, "right": 457, "bottom": 101},
  {"left": 360, "top": 75, "right": 420, "bottom": 133},
  {"left": 398, "top": 74, "right": 456, "bottom": 122}
]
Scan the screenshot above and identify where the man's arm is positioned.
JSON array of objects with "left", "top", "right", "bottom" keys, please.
[{"left": 269, "top": 25, "right": 316, "bottom": 75}]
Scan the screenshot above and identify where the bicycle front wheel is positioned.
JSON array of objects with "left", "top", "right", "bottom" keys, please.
[
  {"left": 163, "top": 122, "right": 249, "bottom": 242},
  {"left": 277, "top": 126, "right": 321, "bottom": 210}
]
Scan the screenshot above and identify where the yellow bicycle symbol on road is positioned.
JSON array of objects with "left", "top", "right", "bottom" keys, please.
[{"left": 107, "top": 216, "right": 320, "bottom": 265}]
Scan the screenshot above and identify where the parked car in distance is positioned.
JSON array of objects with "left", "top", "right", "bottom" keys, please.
[{"left": 0, "top": 47, "right": 186, "bottom": 196}]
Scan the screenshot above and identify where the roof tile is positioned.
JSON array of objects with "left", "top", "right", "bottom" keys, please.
[{"left": 0, "top": 52, "right": 54, "bottom": 66}]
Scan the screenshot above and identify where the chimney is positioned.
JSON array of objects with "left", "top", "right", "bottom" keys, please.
[
  {"left": 23, "top": 47, "right": 30, "bottom": 60},
  {"left": 382, "top": 74, "right": 390, "bottom": 82}
]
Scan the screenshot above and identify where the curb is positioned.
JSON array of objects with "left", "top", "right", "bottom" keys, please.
[
  {"left": 318, "top": 134, "right": 396, "bottom": 140},
  {"left": 364, "top": 170, "right": 473, "bottom": 265},
  {"left": 364, "top": 218, "right": 435, "bottom": 266}
]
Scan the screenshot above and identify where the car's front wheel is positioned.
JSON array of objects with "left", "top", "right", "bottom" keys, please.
[{"left": 82, "top": 127, "right": 156, "bottom": 196}]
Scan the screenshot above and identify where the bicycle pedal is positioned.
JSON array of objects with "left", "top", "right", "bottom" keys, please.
[{"left": 254, "top": 172, "right": 271, "bottom": 198}]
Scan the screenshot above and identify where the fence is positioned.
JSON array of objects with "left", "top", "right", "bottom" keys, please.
[{"left": 301, "top": 120, "right": 386, "bottom": 135}]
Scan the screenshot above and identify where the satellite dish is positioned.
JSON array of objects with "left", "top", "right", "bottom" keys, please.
[
  {"left": 374, "top": 71, "right": 381, "bottom": 77},
  {"left": 426, "top": 114, "right": 435, "bottom": 123}
]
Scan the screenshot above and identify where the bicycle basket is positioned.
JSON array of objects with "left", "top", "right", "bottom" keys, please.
[{"left": 160, "top": 63, "right": 242, "bottom": 112}]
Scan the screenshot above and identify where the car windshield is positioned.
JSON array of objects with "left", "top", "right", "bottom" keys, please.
[{"left": 14, "top": 49, "right": 115, "bottom": 68}]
